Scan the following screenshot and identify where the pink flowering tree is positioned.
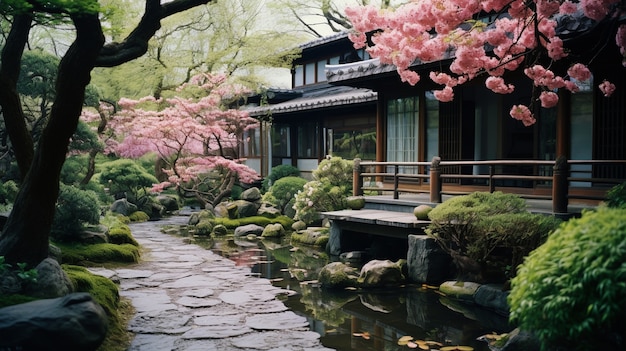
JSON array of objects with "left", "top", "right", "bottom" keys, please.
[
  {"left": 346, "top": 0, "right": 625, "bottom": 126},
  {"left": 110, "top": 73, "right": 260, "bottom": 207}
]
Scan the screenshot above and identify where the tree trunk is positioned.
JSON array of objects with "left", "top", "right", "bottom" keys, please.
[
  {"left": 0, "top": 14, "right": 34, "bottom": 180},
  {"left": 0, "top": 14, "right": 105, "bottom": 267}
]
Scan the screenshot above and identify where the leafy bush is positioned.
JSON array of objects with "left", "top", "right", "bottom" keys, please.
[
  {"left": 98, "top": 159, "right": 158, "bottom": 203},
  {"left": 426, "top": 192, "right": 560, "bottom": 282},
  {"left": 293, "top": 157, "right": 354, "bottom": 224},
  {"left": 293, "top": 181, "right": 348, "bottom": 224},
  {"left": 51, "top": 185, "right": 101, "bottom": 241},
  {"left": 509, "top": 208, "right": 626, "bottom": 350},
  {"left": 263, "top": 176, "right": 307, "bottom": 215},
  {"left": 262, "top": 164, "right": 300, "bottom": 192},
  {"left": 312, "top": 156, "right": 353, "bottom": 185},
  {"left": 606, "top": 182, "right": 626, "bottom": 208}
]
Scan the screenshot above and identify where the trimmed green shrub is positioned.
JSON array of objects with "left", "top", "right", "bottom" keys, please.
[
  {"left": 509, "top": 208, "right": 626, "bottom": 350},
  {"left": 98, "top": 159, "right": 158, "bottom": 202},
  {"left": 426, "top": 192, "right": 560, "bottom": 282},
  {"left": 51, "top": 184, "right": 101, "bottom": 242},
  {"left": 312, "top": 156, "right": 353, "bottom": 185},
  {"left": 606, "top": 182, "right": 626, "bottom": 208},
  {"left": 262, "top": 164, "right": 300, "bottom": 192},
  {"left": 263, "top": 176, "right": 307, "bottom": 215}
]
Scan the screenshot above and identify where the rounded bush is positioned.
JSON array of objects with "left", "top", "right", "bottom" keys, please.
[
  {"left": 108, "top": 226, "right": 139, "bottom": 246},
  {"left": 426, "top": 192, "right": 559, "bottom": 282},
  {"left": 264, "top": 176, "right": 307, "bottom": 215},
  {"left": 262, "top": 165, "right": 300, "bottom": 192},
  {"left": 509, "top": 208, "right": 626, "bottom": 350},
  {"left": 52, "top": 185, "right": 101, "bottom": 241}
]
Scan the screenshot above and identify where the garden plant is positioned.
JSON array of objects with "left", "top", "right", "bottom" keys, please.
[{"left": 509, "top": 207, "right": 626, "bottom": 350}]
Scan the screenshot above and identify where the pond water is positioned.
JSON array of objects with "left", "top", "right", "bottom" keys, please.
[{"left": 174, "top": 225, "right": 510, "bottom": 351}]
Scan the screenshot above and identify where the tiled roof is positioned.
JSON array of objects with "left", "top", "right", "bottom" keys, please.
[
  {"left": 299, "top": 31, "right": 350, "bottom": 50},
  {"left": 325, "top": 58, "right": 396, "bottom": 83},
  {"left": 246, "top": 85, "right": 377, "bottom": 117}
]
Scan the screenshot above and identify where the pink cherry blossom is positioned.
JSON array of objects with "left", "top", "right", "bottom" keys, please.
[
  {"left": 510, "top": 104, "right": 536, "bottom": 126},
  {"left": 599, "top": 80, "right": 616, "bottom": 97},
  {"left": 567, "top": 63, "right": 592, "bottom": 82},
  {"left": 111, "top": 73, "right": 259, "bottom": 202},
  {"left": 345, "top": 0, "right": 623, "bottom": 126},
  {"left": 539, "top": 91, "right": 559, "bottom": 108},
  {"left": 486, "top": 76, "right": 515, "bottom": 94}
]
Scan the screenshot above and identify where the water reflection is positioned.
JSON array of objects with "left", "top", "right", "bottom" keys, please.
[{"left": 174, "top": 226, "right": 509, "bottom": 351}]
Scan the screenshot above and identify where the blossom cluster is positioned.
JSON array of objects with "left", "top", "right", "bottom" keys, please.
[
  {"left": 346, "top": 0, "right": 624, "bottom": 125},
  {"left": 109, "top": 72, "right": 259, "bottom": 193}
]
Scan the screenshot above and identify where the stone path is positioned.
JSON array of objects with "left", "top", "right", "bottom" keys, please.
[{"left": 89, "top": 216, "right": 334, "bottom": 351}]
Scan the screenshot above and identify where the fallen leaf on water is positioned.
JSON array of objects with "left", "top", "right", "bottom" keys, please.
[
  {"left": 440, "top": 346, "right": 474, "bottom": 351},
  {"left": 398, "top": 335, "right": 413, "bottom": 346},
  {"left": 406, "top": 341, "right": 419, "bottom": 349}
]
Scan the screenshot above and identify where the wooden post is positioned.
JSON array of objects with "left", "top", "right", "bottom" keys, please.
[
  {"left": 353, "top": 158, "right": 362, "bottom": 196},
  {"left": 393, "top": 164, "right": 399, "bottom": 199},
  {"left": 430, "top": 156, "right": 442, "bottom": 203},
  {"left": 489, "top": 165, "right": 495, "bottom": 193},
  {"left": 552, "top": 156, "right": 568, "bottom": 214}
]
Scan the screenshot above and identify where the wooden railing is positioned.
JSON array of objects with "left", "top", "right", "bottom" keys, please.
[{"left": 352, "top": 157, "right": 626, "bottom": 214}]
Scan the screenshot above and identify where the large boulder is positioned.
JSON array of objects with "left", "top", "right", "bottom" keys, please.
[
  {"left": 23, "top": 258, "right": 74, "bottom": 298},
  {"left": 261, "top": 223, "right": 285, "bottom": 238},
  {"left": 241, "top": 187, "right": 262, "bottom": 202},
  {"left": 156, "top": 194, "right": 179, "bottom": 212},
  {"left": 0, "top": 292, "right": 108, "bottom": 350},
  {"left": 318, "top": 262, "right": 359, "bottom": 289},
  {"left": 407, "top": 235, "right": 452, "bottom": 283},
  {"left": 234, "top": 224, "right": 264, "bottom": 237},
  {"left": 110, "top": 198, "right": 138, "bottom": 216},
  {"left": 233, "top": 200, "right": 261, "bottom": 218},
  {"left": 357, "top": 259, "right": 405, "bottom": 288}
]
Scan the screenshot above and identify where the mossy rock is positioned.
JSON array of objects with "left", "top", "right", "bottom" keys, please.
[
  {"left": 195, "top": 220, "right": 214, "bottom": 236},
  {"left": 413, "top": 204, "right": 433, "bottom": 220},
  {"left": 346, "top": 196, "right": 366, "bottom": 210},
  {"left": 128, "top": 211, "right": 150, "bottom": 222},
  {"left": 261, "top": 223, "right": 285, "bottom": 238},
  {"left": 439, "top": 281, "right": 481, "bottom": 301},
  {"left": 57, "top": 243, "right": 140, "bottom": 265},
  {"left": 212, "top": 224, "right": 228, "bottom": 236},
  {"left": 108, "top": 226, "right": 138, "bottom": 246}
]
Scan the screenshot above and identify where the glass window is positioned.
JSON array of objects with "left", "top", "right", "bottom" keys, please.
[
  {"left": 243, "top": 127, "right": 261, "bottom": 157},
  {"left": 570, "top": 80, "right": 593, "bottom": 186},
  {"left": 330, "top": 127, "right": 376, "bottom": 160},
  {"left": 425, "top": 91, "right": 439, "bottom": 162},
  {"left": 329, "top": 56, "right": 340, "bottom": 65},
  {"left": 305, "top": 62, "right": 316, "bottom": 85},
  {"left": 317, "top": 59, "right": 327, "bottom": 82},
  {"left": 272, "top": 124, "right": 291, "bottom": 158},
  {"left": 298, "top": 121, "right": 319, "bottom": 158},
  {"left": 294, "top": 65, "right": 303, "bottom": 87},
  {"left": 387, "top": 96, "right": 419, "bottom": 172}
]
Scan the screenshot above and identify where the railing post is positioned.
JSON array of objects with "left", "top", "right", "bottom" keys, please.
[
  {"left": 489, "top": 165, "right": 495, "bottom": 193},
  {"left": 430, "top": 156, "right": 442, "bottom": 203},
  {"left": 552, "top": 156, "right": 568, "bottom": 214},
  {"left": 393, "top": 165, "right": 399, "bottom": 199},
  {"left": 353, "top": 158, "right": 362, "bottom": 196}
]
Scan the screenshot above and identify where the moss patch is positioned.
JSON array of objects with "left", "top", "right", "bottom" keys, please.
[
  {"left": 108, "top": 226, "right": 139, "bottom": 246},
  {"left": 211, "top": 215, "right": 294, "bottom": 229},
  {"left": 56, "top": 242, "right": 140, "bottom": 265}
]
